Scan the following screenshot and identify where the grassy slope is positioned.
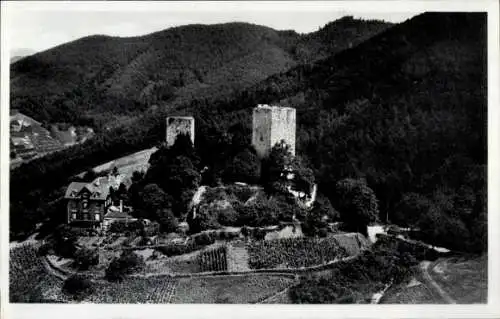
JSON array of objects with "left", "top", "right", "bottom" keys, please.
[
  {"left": 381, "top": 255, "right": 487, "bottom": 304},
  {"left": 430, "top": 255, "right": 487, "bottom": 303},
  {"left": 170, "top": 274, "right": 296, "bottom": 303}
]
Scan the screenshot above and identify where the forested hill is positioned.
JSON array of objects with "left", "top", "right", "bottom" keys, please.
[
  {"left": 10, "top": 18, "right": 391, "bottom": 128},
  {"left": 188, "top": 12, "right": 487, "bottom": 251},
  {"left": 10, "top": 12, "right": 487, "bottom": 253}
]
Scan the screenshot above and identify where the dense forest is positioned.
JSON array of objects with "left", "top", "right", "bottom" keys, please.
[
  {"left": 10, "top": 17, "right": 391, "bottom": 130},
  {"left": 10, "top": 13, "right": 487, "bottom": 253}
]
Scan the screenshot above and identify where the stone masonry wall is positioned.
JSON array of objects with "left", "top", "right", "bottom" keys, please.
[
  {"left": 270, "top": 107, "right": 296, "bottom": 157},
  {"left": 252, "top": 107, "right": 273, "bottom": 159},
  {"left": 166, "top": 116, "right": 195, "bottom": 147},
  {"left": 252, "top": 105, "right": 296, "bottom": 158}
]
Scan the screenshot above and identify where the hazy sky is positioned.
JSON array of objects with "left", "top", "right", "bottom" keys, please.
[{"left": 4, "top": 2, "right": 423, "bottom": 56}]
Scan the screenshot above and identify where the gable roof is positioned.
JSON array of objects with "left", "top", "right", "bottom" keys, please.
[
  {"left": 104, "top": 208, "right": 132, "bottom": 219},
  {"left": 64, "top": 178, "right": 111, "bottom": 200},
  {"left": 64, "top": 182, "right": 87, "bottom": 199}
]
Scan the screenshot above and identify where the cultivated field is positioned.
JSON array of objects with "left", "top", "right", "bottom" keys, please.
[
  {"left": 85, "top": 276, "right": 177, "bottom": 303},
  {"left": 169, "top": 274, "right": 296, "bottom": 303},
  {"left": 247, "top": 233, "right": 367, "bottom": 269},
  {"left": 10, "top": 243, "right": 67, "bottom": 302}
]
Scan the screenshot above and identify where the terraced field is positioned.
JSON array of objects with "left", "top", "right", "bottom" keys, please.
[
  {"left": 10, "top": 243, "right": 67, "bottom": 302},
  {"left": 226, "top": 241, "right": 250, "bottom": 272},
  {"left": 247, "top": 233, "right": 368, "bottom": 269}
]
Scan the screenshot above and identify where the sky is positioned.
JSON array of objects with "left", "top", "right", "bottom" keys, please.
[{"left": 4, "top": 1, "right": 422, "bottom": 56}]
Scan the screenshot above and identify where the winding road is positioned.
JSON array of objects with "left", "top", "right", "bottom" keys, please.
[{"left": 420, "top": 261, "right": 456, "bottom": 304}]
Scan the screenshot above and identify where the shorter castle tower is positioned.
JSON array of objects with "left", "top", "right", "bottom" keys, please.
[
  {"left": 166, "top": 116, "right": 195, "bottom": 147},
  {"left": 252, "top": 104, "right": 296, "bottom": 159}
]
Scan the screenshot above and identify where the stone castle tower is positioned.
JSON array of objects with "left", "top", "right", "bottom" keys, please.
[
  {"left": 166, "top": 116, "right": 195, "bottom": 147},
  {"left": 252, "top": 104, "right": 296, "bottom": 159}
]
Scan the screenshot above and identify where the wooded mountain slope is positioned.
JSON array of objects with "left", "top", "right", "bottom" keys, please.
[
  {"left": 186, "top": 12, "right": 487, "bottom": 251},
  {"left": 10, "top": 13, "right": 486, "bottom": 254},
  {"left": 10, "top": 17, "right": 391, "bottom": 128}
]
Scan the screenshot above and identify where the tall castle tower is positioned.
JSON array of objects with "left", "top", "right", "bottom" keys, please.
[
  {"left": 252, "top": 104, "right": 296, "bottom": 159},
  {"left": 166, "top": 116, "right": 195, "bottom": 147}
]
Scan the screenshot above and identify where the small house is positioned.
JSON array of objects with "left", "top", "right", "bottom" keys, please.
[{"left": 64, "top": 177, "right": 113, "bottom": 228}]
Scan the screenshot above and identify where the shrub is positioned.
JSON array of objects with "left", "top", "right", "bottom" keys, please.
[
  {"left": 288, "top": 239, "right": 419, "bottom": 303},
  {"left": 318, "top": 228, "right": 329, "bottom": 238},
  {"left": 225, "top": 185, "right": 255, "bottom": 202},
  {"left": 155, "top": 239, "right": 210, "bottom": 257},
  {"left": 223, "top": 148, "right": 261, "bottom": 184},
  {"left": 253, "top": 228, "right": 267, "bottom": 240},
  {"left": 108, "top": 220, "right": 128, "bottom": 233},
  {"left": 202, "top": 187, "right": 228, "bottom": 203},
  {"left": 62, "top": 275, "right": 94, "bottom": 300},
  {"left": 74, "top": 247, "right": 99, "bottom": 270},
  {"left": 335, "top": 178, "right": 379, "bottom": 236},
  {"left": 105, "top": 251, "right": 145, "bottom": 282},
  {"left": 188, "top": 203, "right": 220, "bottom": 234},
  {"left": 158, "top": 209, "right": 179, "bottom": 233},
  {"left": 302, "top": 199, "right": 330, "bottom": 237},
  {"left": 156, "top": 243, "right": 194, "bottom": 257},
  {"left": 394, "top": 193, "right": 431, "bottom": 227},
  {"left": 273, "top": 193, "right": 302, "bottom": 222},
  {"left": 217, "top": 206, "right": 238, "bottom": 226},
  {"left": 144, "top": 221, "right": 161, "bottom": 236},
  {"left": 37, "top": 242, "right": 54, "bottom": 256},
  {"left": 194, "top": 232, "right": 216, "bottom": 246},
  {"left": 53, "top": 227, "right": 78, "bottom": 258},
  {"left": 128, "top": 219, "right": 146, "bottom": 233},
  {"left": 241, "top": 226, "right": 250, "bottom": 237}
]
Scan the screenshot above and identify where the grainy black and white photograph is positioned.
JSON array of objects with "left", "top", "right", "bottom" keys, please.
[{"left": 1, "top": 0, "right": 499, "bottom": 316}]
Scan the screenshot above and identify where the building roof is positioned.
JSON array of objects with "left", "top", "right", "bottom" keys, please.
[
  {"left": 166, "top": 116, "right": 195, "bottom": 120},
  {"left": 255, "top": 104, "right": 295, "bottom": 111},
  {"left": 64, "top": 182, "right": 87, "bottom": 198},
  {"left": 104, "top": 208, "right": 132, "bottom": 219},
  {"left": 64, "top": 178, "right": 111, "bottom": 200},
  {"left": 10, "top": 112, "right": 41, "bottom": 127}
]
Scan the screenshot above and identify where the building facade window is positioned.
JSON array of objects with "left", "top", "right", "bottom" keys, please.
[
  {"left": 71, "top": 213, "right": 77, "bottom": 220},
  {"left": 95, "top": 214, "right": 100, "bottom": 221},
  {"left": 82, "top": 201, "right": 89, "bottom": 209}
]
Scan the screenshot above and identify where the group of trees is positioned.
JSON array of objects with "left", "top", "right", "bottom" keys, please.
[
  {"left": 125, "top": 134, "right": 201, "bottom": 232},
  {"left": 289, "top": 234, "right": 420, "bottom": 303}
]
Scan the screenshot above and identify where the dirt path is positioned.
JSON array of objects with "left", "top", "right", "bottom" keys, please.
[
  {"left": 420, "top": 261, "right": 456, "bottom": 304},
  {"left": 258, "top": 287, "right": 291, "bottom": 304}
]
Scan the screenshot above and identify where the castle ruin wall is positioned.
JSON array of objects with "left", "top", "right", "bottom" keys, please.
[{"left": 166, "top": 116, "right": 195, "bottom": 147}]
